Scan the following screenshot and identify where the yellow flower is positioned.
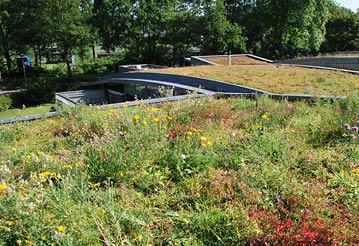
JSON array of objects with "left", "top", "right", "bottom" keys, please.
[
  {"left": 261, "top": 114, "right": 269, "bottom": 120},
  {"left": 12, "top": 147, "right": 17, "bottom": 153},
  {"left": 147, "top": 107, "right": 161, "bottom": 112},
  {"left": 6, "top": 221, "right": 15, "bottom": 226},
  {"left": 39, "top": 171, "right": 51, "bottom": 177},
  {"left": 109, "top": 109, "right": 115, "bottom": 114},
  {"left": 133, "top": 114, "right": 141, "bottom": 121},
  {"left": 143, "top": 120, "right": 148, "bottom": 126},
  {"left": 39, "top": 172, "right": 61, "bottom": 180},
  {"left": 0, "top": 184, "right": 8, "bottom": 190},
  {"left": 152, "top": 117, "right": 161, "bottom": 123},
  {"left": 200, "top": 136, "right": 213, "bottom": 147},
  {"left": 200, "top": 136, "right": 208, "bottom": 142},
  {"left": 16, "top": 240, "right": 22, "bottom": 245},
  {"left": 133, "top": 235, "right": 143, "bottom": 241},
  {"left": 57, "top": 225, "right": 66, "bottom": 233},
  {"left": 24, "top": 240, "right": 33, "bottom": 245},
  {"left": 166, "top": 115, "right": 173, "bottom": 120}
]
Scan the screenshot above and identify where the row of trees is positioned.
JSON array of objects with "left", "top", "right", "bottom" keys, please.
[{"left": 1, "top": 0, "right": 358, "bottom": 73}]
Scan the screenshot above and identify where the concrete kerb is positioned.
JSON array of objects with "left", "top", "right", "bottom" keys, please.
[
  {"left": 193, "top": 54, "right": 274, "bottom": 64},
  {"left": 0, "top": 111, "right": 58, "bottom": 125},
  {"left": 190, "top": 56, "right": 219, "bottom": 66},
  {"left": 104, "top": 72, "right": 270, "bottom": 94},
  {"left": 83, "top": 78, "right": 216, "bottom": 95}
]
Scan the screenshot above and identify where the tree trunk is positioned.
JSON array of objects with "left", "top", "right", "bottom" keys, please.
[
  {"left": 39, "top": 48, "right": 42, "bottom": 67},
  {"left": 92, "top": 41, "right": 97, "bottom": 59},
  {"left": 34, "top": 47, "right": 38, "bottom": 67},
  {"left": 65, "top": 48, "right": 72, "bottom": 78},
  {"left": 66, "top": 58, "right": 71, "bottom": 78},
  {"left": 3, "top": 47, "right": 12, "bottom": 72}
]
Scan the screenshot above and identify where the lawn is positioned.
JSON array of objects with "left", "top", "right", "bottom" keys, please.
[
  {"left": 148, "top": 65, "right": 359, "bottom": 96},
  {"left": 0, "top": 104, "right": 55, "bottom": 119},
  {"left": 0, "top": 94, "right": 358, "bottom": 245}
]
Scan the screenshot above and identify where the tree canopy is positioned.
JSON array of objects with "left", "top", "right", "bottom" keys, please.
[{"left": 0, "top": 0, "right": 357, "bottom": 72}]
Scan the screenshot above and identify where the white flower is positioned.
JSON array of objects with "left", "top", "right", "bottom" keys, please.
[{"left": 181, "top": 154, "right": 187, "bottom": 160}]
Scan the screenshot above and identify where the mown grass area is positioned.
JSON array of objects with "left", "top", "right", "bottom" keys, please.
[
  {"left": 0, "top": 104, "right": 55, "bottom": 119},
  {"left": 0, "top": 94, "right": 358, "bottom": 245},
  {"left": 149, "top": 65, "right": 359, "bottom": 95}
]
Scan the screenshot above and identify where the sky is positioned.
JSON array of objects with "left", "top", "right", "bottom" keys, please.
[{"left": 335, "top": 0, "right": 359, "bottom": 11}]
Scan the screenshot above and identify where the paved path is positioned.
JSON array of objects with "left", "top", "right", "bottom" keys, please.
[{"left": 0, "top": 88, "right": 24, "bottom": 95}]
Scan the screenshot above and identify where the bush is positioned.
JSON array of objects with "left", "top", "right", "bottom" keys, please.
[
  {"left": 74, "top": 57, "right": 123, "bottom": 75},
  {"left": 23, "top": 77, "right": 57, "bottom": 105},
  {"left": 0, "top": 95, "right": 12, "bottom": 112}
]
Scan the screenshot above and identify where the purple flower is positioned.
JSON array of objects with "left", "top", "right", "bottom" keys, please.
[
  {"left": 351, "top": 126, "right": 359, "bottom": 132},
  {"left": 116, "top": 131, "right": 124, "bottom": 137},
  {"left": 344, "top": 124, "right": 351, "bottom": 130}
]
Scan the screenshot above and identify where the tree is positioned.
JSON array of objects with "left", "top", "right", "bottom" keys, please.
[
  {"left": 0, "top": 0, "right": 28, "bottom": 71},
  {"left": 197, "top": 0, "right": 246, "bottom": 55},
  {"left": 223, "top": 0, "right": 330, "bottom": 58},
  {"left": 92, "top": 0, "right": 134, "bottom": 52},
  {"left": 48, "top": 0, "right": 91, "bottom": 77},
  {"left": 155, "top": 1, "right": 200, "bottom": 65},
  {"left": 321, "top": 4, "right": 359, "bottom": 52}
]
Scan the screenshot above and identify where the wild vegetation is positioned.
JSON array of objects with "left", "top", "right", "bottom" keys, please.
[
  {"left": 148, "top": 65, "right": 359, "bottom": 95},
  {"left": 0, "top": 94, "right": 358, "bottom": 245},
  {"left": 0, "top": 95, "right": 12, "bottom": 112}
]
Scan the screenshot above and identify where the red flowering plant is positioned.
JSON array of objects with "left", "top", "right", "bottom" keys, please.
[{"left": 244, "top": 207, "right": 336, "bottom": 245}]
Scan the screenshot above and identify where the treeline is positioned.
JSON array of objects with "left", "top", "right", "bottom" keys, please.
[{"left": 0, "top": 0, "right": 358, "bottom": 71}]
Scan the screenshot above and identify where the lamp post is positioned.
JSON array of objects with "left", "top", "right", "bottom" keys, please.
[
  {"left": 22, "top": 58, "right": 27, "bottom": 84},
  {"left": 227, "top": 51, "right": 232, "bottom": 66}
]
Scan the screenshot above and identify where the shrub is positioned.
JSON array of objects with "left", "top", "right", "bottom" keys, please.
[
  {"left": 0, "top": 95, "right": 12, "bottom": 112},
  {"left": 74, "top": 57, "right": 123, "bottom": 75},
  {"left": 23, "top": 77, "right": 57, "bottom": 105}
]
